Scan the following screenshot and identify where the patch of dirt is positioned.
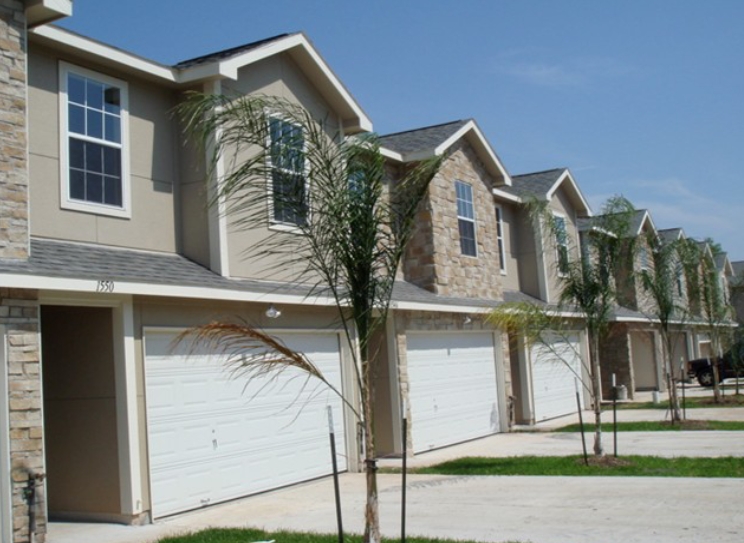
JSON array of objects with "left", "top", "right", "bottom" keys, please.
[
  {"left": 660, "top": 420, "right": 710, "bottom": 430},
  {"left": 695, "top": 395, "right": 744, "bottom": 406},
  {"left": 578, "top": 456, "right": 633, "bottom": 468}
]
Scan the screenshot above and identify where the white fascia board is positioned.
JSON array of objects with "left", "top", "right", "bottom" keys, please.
[
  {"left": 434, "top": 121, "right": 512, "bottom": 185},
  {"left": 391, "top": 300, "right": 492, "bottom": 314},
  {"left": 30, "top": 25, "right": 177, "bottom": 82},
  {"left": 26, "top": 0, "right": 72, "bottom": 27},
  {"left": 380, "top": 147, "right": 404, "bottom": 162},
  {"left": 546, "top": 169, "right": 592, "bottom": 216},
  {"left": 636, "top": 210, "right": 658, "bottom": 237},
  {"left": 493, "top": 187, "right": 521, "bottom": 203},
  {"left": 0, "top": 273, "right": 336, "bottom": 307},
  {"left": 197, "top": 33, "right": 372, "bottom": 132}
]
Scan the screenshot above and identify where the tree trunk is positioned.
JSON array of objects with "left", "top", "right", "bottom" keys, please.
[
  {"left": 590, "top": 334, "right": 604, "bottom": 456},
  {"left": 361, "top": 349, "right": 381, "bottom": 543},
  {"left": 662, "top": 334, "right": 681, "bottom": 423}
]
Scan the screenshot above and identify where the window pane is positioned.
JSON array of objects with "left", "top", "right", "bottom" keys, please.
[
  {"left": 85, "top": 141, "right": 103, "bottom": 173},
  {"left": 103, "top": 176, "right": 122, "bottom": 207},
  {"left": 69, "top": 139, "right": 85, "bottom": 169},
  {"left": 104, "top": 114, "right": 121, "bottom": 143},
  {"left": 103, "top": 146, "right": 121, "bottom": 177},
  {"left": 87, "top": 79, "right": 104, "bottom": 110},
  {"left": 69, "top": 104, "right": 85, "bottom": 135},
  {"left": 459, "top": 219, "right": 476, "bottom": 256},
  {"left": 68, "top": 74, "right": 86, "bottom": 105},
  {"left": 87, "top": 110, "right": 103, "bottom": 139},
  {"left": 86, "top": 173, "right": 103, "bottom": 203},
  {"left": 69, "top": 169, "right": 85, "bottom": 200},
  {"left": 104, "top": 86, "right": 121, "bottom": 114}
]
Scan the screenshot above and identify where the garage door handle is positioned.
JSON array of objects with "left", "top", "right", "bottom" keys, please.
[{"left": 213, "top": 439, "right": 218, "bottom": 450}]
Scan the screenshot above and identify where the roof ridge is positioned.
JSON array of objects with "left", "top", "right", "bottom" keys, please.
[
  {"left": 512, "top": 167, "right": 567, "bottom": 179},
  {"left": 379, "top": 119, "right": 469, "bottom": 139},
  {"left": 174, "top": 32, "right": 297, "bottom": 68}
]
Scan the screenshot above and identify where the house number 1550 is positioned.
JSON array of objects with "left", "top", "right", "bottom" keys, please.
[{"left": 96, "top": 280, "right": 115, "bottom": 293}]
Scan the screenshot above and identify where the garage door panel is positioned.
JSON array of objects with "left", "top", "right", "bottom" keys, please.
[
  {"left": 531, "top": 333, "right": 583, "bottom": 421},
  {"left": 145, "top": 330, "right": 347, "bottom": 518},
  {"left": 407, "top": 332, "right": 500, "bottom": 452}
]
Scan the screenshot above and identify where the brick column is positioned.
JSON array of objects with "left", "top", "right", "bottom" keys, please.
[
  {"left": 0, "top": 0, "right": 29, "bottom": 260},
  {"left": 2, "top": 289, "right": 43, "bottom": 543}
]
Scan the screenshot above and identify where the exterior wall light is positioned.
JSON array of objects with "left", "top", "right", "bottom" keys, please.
[{"left": 265, "top": 304, "right": 282, "bottom": 319}]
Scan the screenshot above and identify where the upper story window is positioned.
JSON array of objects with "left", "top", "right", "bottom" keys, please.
[
  {"left": 60, "top": 63, "right": 130, "bottom": 218},
  {"left": 495, "top": 205, "right": 506, "bottom": 274},
  {"left": 269, "top": 116, "right": 307, "bottom": 226},
  {"left": 676, "top": 262, "right": 684, "bottom": 297},
  {"left": 455, "top": 181, "right": 476, "bottom": 257},
  {"left": 554, "top": 214, "right": 569, "bottom": 275},
  {"left": 639, "top": 244, "right": 650, "bottom": 271}
]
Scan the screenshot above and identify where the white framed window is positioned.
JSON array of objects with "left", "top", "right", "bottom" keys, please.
[
  {"left": 59, "top": 62, "right": 130, "bottom": 218},
  {"left": 554, "top": 214, "right": 569, "bottom": 275},
  {"left": 676, "top": 262, "right": 684, "bottom": 297},
  {"left": 494, "top": 205, "right": 506, "bottom": 274},
  {"left": 639, "top": 244, "right": 650, "bottom": 271},
  {"left": 268, "top": 116, "right": 307, "bottom": 227},
  {"left": 455, "top": 180, "right": 476, "bottom": 257}
]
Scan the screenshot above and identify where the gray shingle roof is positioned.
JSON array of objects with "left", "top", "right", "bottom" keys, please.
[
  {"left": 658, "top": 228, "right": 683, "bottom": 244},
  {"left": 502, "top": 168, "right": 566, "bottom": 199},
  {"left": 0, "top": 238, "right": 314, "bottom": 297},
  {"left": 175, "top": 33, "right": 295, "bottom": 69},
  {"left": 732, "top": 261, "right": 744, "bottom": 286},
  {"left": 379, "top": 120, "right": 469, "bottom": 155}
]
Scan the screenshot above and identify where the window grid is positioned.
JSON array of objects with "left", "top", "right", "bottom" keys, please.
[
  {"left": 495, "top": 206, "right": 506, "bottom": 273},
  {"left": 269, "top": 117, "right": 307, "bottom": 226},
  {"left": 554, "top": 215, "right": 570, "bottom": 275},
  {"left": 456, "top": 181, "right": 477, "bottom": 257},
  {"left": 66, "top": 71, "right": 123, "bottom": 208}
]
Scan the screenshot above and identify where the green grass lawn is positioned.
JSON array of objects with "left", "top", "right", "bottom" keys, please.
[
  {"left": 413, "top": 455, "right": 744, "bottom": 477},
  {"left": 156, "top": 528, "right": 523, "bottom": 543},
  {"left": 555, "top": 420, "right": 744, "bottom": 432},
  {"left": 612, "top": 393, "right": 744, "bottom": 410}
]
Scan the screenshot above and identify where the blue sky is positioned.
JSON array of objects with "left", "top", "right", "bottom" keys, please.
[{"left": 58, "top": 1, "right": 744, "bottom": 260}]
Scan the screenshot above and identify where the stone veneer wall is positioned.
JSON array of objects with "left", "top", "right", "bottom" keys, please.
[
  {"left": 0, "top": 0, "right": 29, "bottom": 260},
  {"left": 404, "top": 141, "right": 503, "bottom": 300},
  {"left": 599, "top": 323, "right": 634, "bottom": 401},
  {"left": 2, "top": 289, "right": 43, "bottom": 543},
  {"left": 393, "top": 311, "right": 511, "bottom": 453}
]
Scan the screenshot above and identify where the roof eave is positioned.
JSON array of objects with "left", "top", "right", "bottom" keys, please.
[{"left": 26, "top": 0, "right": 72, "bottom": 28}]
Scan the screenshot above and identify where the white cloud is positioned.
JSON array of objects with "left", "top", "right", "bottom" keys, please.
[{"left": 493, "top": 50, "right": 635, "bottom": 88}]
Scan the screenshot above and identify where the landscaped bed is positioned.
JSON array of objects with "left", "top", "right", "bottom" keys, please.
[
  {"left": 555, "top": 420, "right": 744, "bottom": 432},
  {"left": 412, "top": 455, "right": 744, "bottom": 477},
  {"left": 612, "top": 393, "right": 744, "bottom": 410},
  {"left": 156, "top": 528, "right": 523, "bottom": 543}
]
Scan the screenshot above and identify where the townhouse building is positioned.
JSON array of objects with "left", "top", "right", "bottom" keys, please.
[{"left": 0, "top": 3, "right": 739, "bottom": 543}]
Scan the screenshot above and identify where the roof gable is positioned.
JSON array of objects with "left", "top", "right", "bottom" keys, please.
[
  {"left": 506, "top": 168, "right": 592, "bottom": 216},
  {"left": 380, "top": 119, "right": 511, "bottom": 185},
  {"left": 30, "top": 26, "right": 371, "bottom": 133}
]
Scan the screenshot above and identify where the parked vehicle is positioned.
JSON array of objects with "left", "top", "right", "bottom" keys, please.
[{"left": 687, "top": 342, "right": 744, "bottom": 386}]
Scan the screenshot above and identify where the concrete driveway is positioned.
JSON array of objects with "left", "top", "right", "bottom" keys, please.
[
  {"left": 51, "top": 470, "right": 743, "bottom": 543},
  {"left": 49, "top": 423, "right": 744, "bottom": 543}
]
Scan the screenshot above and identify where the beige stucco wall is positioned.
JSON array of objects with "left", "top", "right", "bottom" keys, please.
[
  {"left": 497, "top": 201, "right": 521, "bottom": 293},
  {"left": 41, "top": 306, "right": 121, "bottom": 517},
  {"left": 27, "top": 44, "right": 178, "bottom": 253},
  {"left": 403, "top": 140, "right": 504, "bottom": 300},
  {"left": 218, "top": 54, "right": 343, "bottom": 281}
]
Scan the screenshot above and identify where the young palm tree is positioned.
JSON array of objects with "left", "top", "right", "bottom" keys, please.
[
  {"left": 177, "top": 92, "right": 441, "bottom": 543},
  {"left": 637, "top": 236, "right": 687, "bottom": 422}
]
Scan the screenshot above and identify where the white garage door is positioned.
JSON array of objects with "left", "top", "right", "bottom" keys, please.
[
  {"left": 406, "top": 332, "right": 500, "bottom": 453},
  {"left": 144, "top": 330, "right": 347, "bottom": 519},
  {"left": 531, "top": 332, "right": 583, "bottom": 421}
]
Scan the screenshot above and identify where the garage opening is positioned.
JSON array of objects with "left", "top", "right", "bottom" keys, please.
[
  {"left": 41, "top": 305, "right": 121, "bottom": 521},
  {"left": 631, "top": 332, "right": 658, "bottom": 391}
]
